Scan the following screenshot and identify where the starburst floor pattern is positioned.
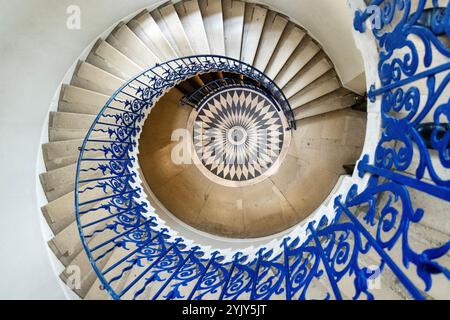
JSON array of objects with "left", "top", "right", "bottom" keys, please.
[{"left": 188, "top": 87, "right": 291, "bottom": 187}]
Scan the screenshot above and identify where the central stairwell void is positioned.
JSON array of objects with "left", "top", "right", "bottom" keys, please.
[{"left": 39, "top": 0, "right": 449, "bottom": 300}]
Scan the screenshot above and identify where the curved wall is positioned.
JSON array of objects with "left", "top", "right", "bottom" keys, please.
[{"left": 0, "top": 0, "right": 364, "bottom": 299}]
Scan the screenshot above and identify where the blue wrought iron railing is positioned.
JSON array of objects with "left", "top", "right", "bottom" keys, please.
[
  {"left": 180, "top": 77, "right": 263, "bottom": 110},
  {"left": 75, "top": 1, "right": 449, "bottom": 300}
]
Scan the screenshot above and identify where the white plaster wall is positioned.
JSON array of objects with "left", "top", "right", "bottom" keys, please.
[{"left": 0, "top": 0, "right": 365, "bottom": 299}]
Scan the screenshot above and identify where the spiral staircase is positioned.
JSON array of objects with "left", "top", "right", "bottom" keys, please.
[{"left": 38, "top": 0, "right": 450, "bottom": 300}]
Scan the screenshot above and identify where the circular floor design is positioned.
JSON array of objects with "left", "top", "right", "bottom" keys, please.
[{"left": 188, "top": 87, "right": 291, "bottom": 187}]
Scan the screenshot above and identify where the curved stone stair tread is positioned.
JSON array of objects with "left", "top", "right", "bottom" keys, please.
[
  {"left": 282, "top": 252, "right": 350, "bottom": 299},
  {"left": 70, "top": 61, "right": 125, "bottom": 96},
  {"left": 48, "top": 221, "right": 84, "bottom": 267},
  {"left": 223, "top": 0, "right": 245, "bottom": 60},
  {"left": 48, "top": 109, "right": 123, "bottom": 143},
  {"left": 241, "top": 3, "right": 267, "bottom": 65},
  {"left": 42, "top": 181, "right": 111, "bottom": 235},
  {"left": 106, "top": 22, "right": 159, "bottom": 69},
  {"left": 104, "top": 248, "right": 180, "bottom": 301},
  {"left": 149, "top": 9, "right": 183, "bottom": 58},
  {"left": 198, "top": 0, "right": 226, "bottom": 55},
  {"left": 274, "top": 37, "right": 321, "bottom": 88},
  {"left": 288, "top": 70, "right": 341, "bottom": 110},
  {"left": 49, "top": 112, "right": 100, "bottom": 130},
  {"left": 42, "top": 139, "right": 86, "bottom": 171},
  {"left": 283, "top": 52, "right": 333, "bottom": 99},
  {"left": 86, "top": 39, "right": 143, "bottom": 81},
  {"left": 264, "top": 23, "right": 306, "bottom": 80},
  {"left": 357, "top": 252, "right": 413, "bottom": 300},
  {"left": 60, "top": 227, "right": 117, "bottom": 298},
  {"left": 252, "top": 11, "right": 288, "bottom": 72},
  {"left": 151, "top": 4, "right": 194, "bottom": 57},
  {"left": 294, "top": 88, "right": 359, "bottom": 121},
  {"left": 42, "top": 139, "right": 108, "bottom": 171},
  {"left": 49, "top": 128, "right": 107, "bottom": 142},
  {"left": 127, "top": 10, "right": 178, "bottom": 61},
  {"left": 39, "top": 163, "right": 80, "bottom": 202},
  {"left": 116, "top": 261, "right": 159, "bottom": 300},
  {"left": 299, "top": 276, "right": 334, "bottom": 300},
  {"left": 40, "top": 164, "right": 107, "bottom": 203},
  {"left": 175, "top": 0, "right": 211, "bottom": 55},
  {"left": 85, "top": 246, "right": 140, "bottom": 300},
  {"left": 41, "top": 124, "right": 114, "bottom": 201},
  {"left": 373, "top": 182, "right": 450, "bottom": 247},
  {"left": 48, "top": 201, "right": 117, "bottom": 266},
  {"left": 402, "top": 227, "right": 450, "bottom": 299},
  {"left": 109, "top": 239, "right": 184, "bottom": 301},
  {"left": 58, "top": 85, "right": 110, "bottom": 116},
  {"left": 84, "top": 248, "right": 153, "bottom": 300},
  {"left": 48, "top": 111, "right": 107, "bottom": 143}
]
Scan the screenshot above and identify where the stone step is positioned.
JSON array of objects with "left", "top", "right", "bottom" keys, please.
[
  {"left": 223, "top": 0, "right": 245, "bottom": 60},
  {"left": 127, "top": 10, "right": 178, "bottom": 61},
  {"left": 41, "top": 181, "right": 109, "bottom": 234},
  {"left": 241, "top": 3, "right": 267, "bottom": 65},
  {"left": 289, "top": 70, "right": 341, "bottom": 109},
  {"left": 43, "top": 139, "right": 83, "bottom": 171},
  {"left": 70, "top": 61, "right": 125, "bottom": 96},
  {"left": 49, "top": 128, "right": 106, "bottom": 142},
  {"left": 49, "top": 111, "right": 97, "bottom": 130},
  {"left": 198, "top": 0, "right": 226, "bottom": 55},
  {"left": 60, "top": 228, "right": 116, "bottom": 298},
  {"left": 86, "top": 39, "right": 142, "bottom": 80},
  {"left": 264, "top": 23, "right": 305, "bottom": 80},
  {"left": 58, "top": 85, "right": 109, "bottom": 115},
  {"left": 175, "top": 0, "right": 211, "bottom": 54},
  {"left": 40, "top": 160, "right": 104, "bottom": 201},
  {"left": 85, "top": 247, "right": 134, "bottom": 300},
  {"left": 274, "top": 37, "right": 320, "bottom": 88},
  {"left": 253, "top": 11, "right": 288, "bottom": 72},
  {"left": 293, "top": 88, "right": 358, "bottom": 121},
  {"left": 107, "top": 22, "right": 159, "bottom": 69},
  {"left": 151, "top": 3, "right": 194, "bottom": 57},
  {"left": 48, "top": 203, "right": 116, "bottom": 267},
  {"left": 284, "top": 52, "right": 333, "bottom": 99}
]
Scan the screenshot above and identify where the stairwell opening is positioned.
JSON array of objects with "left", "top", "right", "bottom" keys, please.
[{"left": 138, "top": 74, "right": 367, "bottom": 239}]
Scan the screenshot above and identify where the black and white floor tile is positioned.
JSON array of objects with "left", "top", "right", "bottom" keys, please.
[{"left": 188, "top": 87, "right": 291, "bottom": 187}]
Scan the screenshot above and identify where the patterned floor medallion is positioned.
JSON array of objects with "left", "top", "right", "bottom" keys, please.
[{"left": 187, "top": 87, "right": 291, "bottom": 187}]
